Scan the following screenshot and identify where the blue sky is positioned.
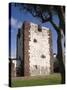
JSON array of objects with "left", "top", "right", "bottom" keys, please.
[{"left": 10, "top": 3, "right": 59, "bottom": 58}]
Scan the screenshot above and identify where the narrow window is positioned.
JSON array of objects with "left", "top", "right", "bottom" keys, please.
[
  {"left": 35, "top": 65, "right": 37, "bottom": 69},
  {"left": 38, "top": 25, "right": 42, "bottom": 32}
]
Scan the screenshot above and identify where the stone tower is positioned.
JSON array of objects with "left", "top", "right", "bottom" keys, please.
[{"left": 16, "top": 21, "right": 53, "bottom": 76}]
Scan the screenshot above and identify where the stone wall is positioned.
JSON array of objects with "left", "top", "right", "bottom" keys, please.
[
  {"left": 16, "top": 21, "right": 53, "bottom": 76},
  {"left": 23, "top": 21, "right": 30, "bottom": 76},
  {"left": 29, "top": 22, "right": 53, "bottom": 76},
  {"left": 11, "top": 60, "right": 16, "bottom": 77}
]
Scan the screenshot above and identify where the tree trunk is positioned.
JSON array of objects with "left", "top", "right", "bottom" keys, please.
[
  {"left": 56, "top": 30, "right": 65, "bottom": 84},
  {"left": 50, "top": 20, "right": 65, "bottom": 83}
]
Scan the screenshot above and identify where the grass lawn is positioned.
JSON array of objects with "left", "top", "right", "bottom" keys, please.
[{"left": 11, "top": 73, "right": 61, "bottom": 87}]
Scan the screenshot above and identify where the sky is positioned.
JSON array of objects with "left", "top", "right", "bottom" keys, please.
[{"left": 10, "top": 3, "right": 59, "bottom": 58}]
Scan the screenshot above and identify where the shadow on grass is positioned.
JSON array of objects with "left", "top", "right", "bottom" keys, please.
[{"left": 11, "top": 73, "right": 61, "bottom": 87}]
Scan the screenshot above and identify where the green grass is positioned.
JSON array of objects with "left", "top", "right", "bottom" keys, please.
[{"left": 11, "top": 73, "right": 61, "bottom": 87}]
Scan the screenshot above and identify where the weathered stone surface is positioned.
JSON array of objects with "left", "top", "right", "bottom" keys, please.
[
  {"left": 23, "top": 21, "right": 30, "bottom": 76},
  {"left": 16, "top": 21, "right": 53, "bottom": 76}
]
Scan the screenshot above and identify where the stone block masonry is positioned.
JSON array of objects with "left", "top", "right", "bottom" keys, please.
[{"left": 16, "top": 21, "right": 53, "bottom": 76}]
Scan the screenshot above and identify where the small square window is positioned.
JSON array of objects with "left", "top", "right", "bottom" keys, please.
[
  {"left": 41, "top": 55, "right": 46, "bottom": 58},
  {"left": 33, "top": 39, "right": 37, "bottom": 42}
]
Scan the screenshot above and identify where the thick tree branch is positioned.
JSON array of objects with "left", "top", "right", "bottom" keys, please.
[
  {"left": 55, "top": 6, "right": 65, "bottom": 35},
  {"left": 50, "top": 19, "right": 60, "bottom": 33}
]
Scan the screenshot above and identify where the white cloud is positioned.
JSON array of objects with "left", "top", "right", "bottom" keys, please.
[
  {"left": 11, "top": 17, "right": 17, "bottom": 28},
  {"left": 17, "top": 21, "right": 22, "bottom": 28},
  {"left": 11, "top": 17, "right": 22, "bottom": 29}
]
